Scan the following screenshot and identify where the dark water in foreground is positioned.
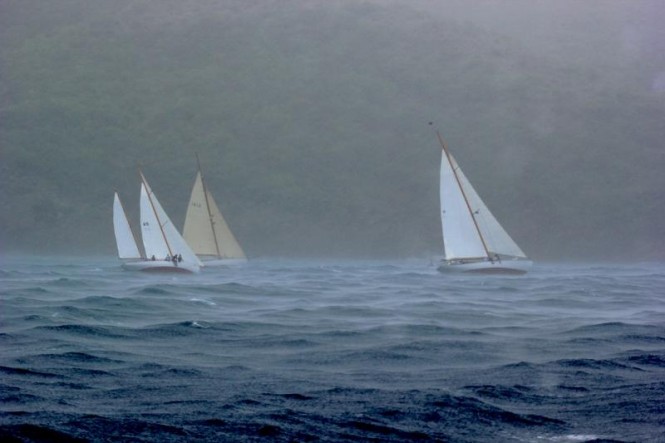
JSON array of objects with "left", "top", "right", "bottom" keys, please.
[{"left": 1, "top": 257, "right": 663, "bottom": 442}]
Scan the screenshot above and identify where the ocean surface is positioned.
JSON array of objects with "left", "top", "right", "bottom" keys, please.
[{"left": 1, "top": 256, "right": 663, "bottom": 442}]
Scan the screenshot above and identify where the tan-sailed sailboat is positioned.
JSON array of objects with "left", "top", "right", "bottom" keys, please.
[{"left": 183, "top": 154, "right": 247, "bottom": 266}]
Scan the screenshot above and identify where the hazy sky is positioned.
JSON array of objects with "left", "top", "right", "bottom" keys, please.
[{"left": 1, "top": 0, "right": 663, "bottom": 260}]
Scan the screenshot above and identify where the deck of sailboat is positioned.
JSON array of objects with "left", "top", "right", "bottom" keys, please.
[{"left": 139, "top": 266, "right": 196, "bottom": 274}]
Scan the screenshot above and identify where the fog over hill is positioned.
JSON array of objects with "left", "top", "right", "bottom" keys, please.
[{"left": 1, "top": 0, "right": 663, "bottom": 260}]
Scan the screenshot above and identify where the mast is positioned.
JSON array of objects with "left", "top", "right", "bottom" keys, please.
[
  {"left": 139, "top": 168, "right": 174, "bottom": 257},
  {"left": 196, "top": 153, "right": 222, "bottom": 258},
  {"left": 436, "top": 131, "right": 493, "bottom": 261}
]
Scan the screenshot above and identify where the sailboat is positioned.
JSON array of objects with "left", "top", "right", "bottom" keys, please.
[
  {"left": 436, "top": 131, "right": 531, "bottom": 274},
  {"left": 183, "top": 154, "right": 247, "bottom": 266},
  {"left": 113, "top": 171, "right": 202, "bottom": 273}
]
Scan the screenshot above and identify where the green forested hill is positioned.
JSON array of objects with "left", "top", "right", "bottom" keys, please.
[{"left": 1, "top": 0, "right": 663, "bottom": 260}]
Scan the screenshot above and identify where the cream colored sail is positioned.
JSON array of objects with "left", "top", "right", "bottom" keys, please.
[{"left": 183, "top": 171, "right": 246, "bottom": 259}]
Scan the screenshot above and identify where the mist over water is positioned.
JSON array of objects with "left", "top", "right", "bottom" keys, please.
[{"left": 2, "top": 257, "right": 664, "bottom": 441}]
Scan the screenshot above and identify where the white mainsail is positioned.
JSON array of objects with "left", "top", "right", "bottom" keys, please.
[
  {"left": 139, "top": 173, "right": 203, "bottom": 266},
  {"left": 113, "top": 192, "right": 142, "bottom": 259},
  {"left": 183, "top": 170, "right": 246, "bottom": 260},
  {"left": 440, "top": 153, "right": 487, "bottom": 260},
  {"left": 139, "top": 182, "right": 168, "bottom": 260},
  {"left": 440, "top": 143, "right": 526, "bottom": 261}
]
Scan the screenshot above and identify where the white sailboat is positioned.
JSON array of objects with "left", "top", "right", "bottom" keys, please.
[
  {"left": 436, "top": 131, "right": 531, "bottom": 274},
  {"left": 112, "top": 172, "right": 202, "bottom": 273},
  {"left": 183, "top": 155, "right": 247, "bottom": 266}
]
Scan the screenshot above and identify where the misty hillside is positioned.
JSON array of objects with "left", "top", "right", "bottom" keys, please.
[{"left": 1, "top": 0, "right": 663, "bottom": 260}]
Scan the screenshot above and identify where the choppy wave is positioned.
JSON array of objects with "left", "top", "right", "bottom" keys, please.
[{"left": 1, "top": 258, "right": 664, "bottom": 442}]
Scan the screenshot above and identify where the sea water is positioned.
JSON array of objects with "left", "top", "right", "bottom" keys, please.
[{"left": 1, "top": 256, "right": 663, "bottom": 442}]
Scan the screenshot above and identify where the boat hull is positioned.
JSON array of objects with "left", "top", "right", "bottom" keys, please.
[
  {"left": 199, "top": 258, "right": 248, "bottom": 267},
  {"left": 437, "top": 259, "right": 532, "bottom": 275},
  {"left": 121, "top": 260, "right": 200, "bottom": 274}
]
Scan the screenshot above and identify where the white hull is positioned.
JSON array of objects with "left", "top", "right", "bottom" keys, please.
[
  {"left": 437, "top": 259, "right": 532, "bottom": 275},
  {"left": 200, "top": 258, "right": 248, "bottom": 267},
  {"left": 121, "top": 260, "right": 200, "bottom": 274}
]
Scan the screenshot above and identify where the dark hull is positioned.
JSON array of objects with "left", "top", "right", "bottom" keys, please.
[{"left": 121, "top": 261, "right": 199, "bottom": 273}]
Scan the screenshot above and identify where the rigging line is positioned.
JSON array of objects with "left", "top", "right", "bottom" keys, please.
[{"left": 475, "top": 208, "right": 502, "bottom": 263}]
